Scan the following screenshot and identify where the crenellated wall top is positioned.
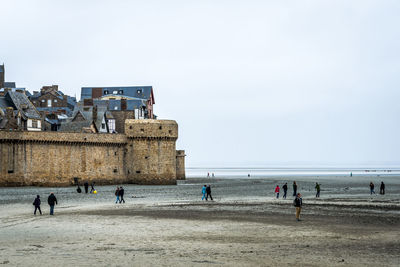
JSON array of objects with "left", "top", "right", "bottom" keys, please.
[
  {"left": 0, "top": 131, "right": 127, "bottom": 145},
  {"left": 125, "top": 119, "right": 178, "bottom": 140}
]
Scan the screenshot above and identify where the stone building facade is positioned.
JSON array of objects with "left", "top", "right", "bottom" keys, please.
[{"left": 0, "top": 119, "right": 185, "bottom": 186}]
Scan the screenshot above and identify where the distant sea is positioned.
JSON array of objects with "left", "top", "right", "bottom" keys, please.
[{"left": 186, "top": 167, "right": 400, "bottom": 178}]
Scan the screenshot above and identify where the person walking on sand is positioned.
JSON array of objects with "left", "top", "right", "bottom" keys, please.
[
  {"left": 33, "top": 195, "right": 42, "bottom": 215},
  {"left": 293, "top": 181, "right": 297, "bottom": 197},
  {"left": 380, "top": 182, "right": 385, "bottom": 195},
  {"left": 275, "top": 185, "right": 280, "bottom": 199},
  {"left": 315, "top": 182, "right": 321, "bottom": 198},
  {"left": 282, "top": 183, "right": 288, "bottom": 199},
  {"left": 47, "top": 192, "right": 58, "bottom": 215},
  {"left": 293, "top": 193, "right": 303, "bottom": 221},
  {"left": 90, "top": 182, "right": 95, "bottom": 193},
  {"left": 201, "top": 185, "right": 207, "bottom": 200},
  {"left": 84, "top": 181, "right": 89, "bottom": 194},
  {"left": 119, "top": 186, "right": 125, "bottom": 203},
  {"left": 115, "top": 186, "right": 120, "bottom": 203},
  {"left": 370, "top": 182, "right": 375, "bottom": 195},
  {"left": 206, "top": 184, "right": 213, "bottom": 201}
]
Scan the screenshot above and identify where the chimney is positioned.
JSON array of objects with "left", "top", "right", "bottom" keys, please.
[{"left": 92, "top": 105, "right": 98, "bottom": 122}]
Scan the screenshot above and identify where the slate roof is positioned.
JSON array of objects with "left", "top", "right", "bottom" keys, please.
[
  {"left": 3, "top": 82, "right": 16, "bottom": 88},
  {"left": 29, "top": 89, "right": 77, "bottom": 109},
  {"left": 81, "top": 86, "right": 153, "bottom": 102},
  {"left": 95, "top": 99, "right": 146, "bottom": 111},
  {"left": 59, "top": 105, "right": 107, "bottom": 133},
  {"left": 3, "top": 91, "right": 41, "bottom": 119},
  {"left": 36, "top": 107, "right": 74, "bottom": 117}
]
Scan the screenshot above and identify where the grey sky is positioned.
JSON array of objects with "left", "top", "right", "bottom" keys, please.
[{"left": 1, "top": 0, "right": 399, "bottom": 167}]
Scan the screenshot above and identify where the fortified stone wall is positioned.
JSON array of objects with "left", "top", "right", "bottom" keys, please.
[
  {"left": 0, "top": 119, "right": 185, "bottom": 186},
  {"left": 125, "top": 119, "right": 178, "bottom": 185}
]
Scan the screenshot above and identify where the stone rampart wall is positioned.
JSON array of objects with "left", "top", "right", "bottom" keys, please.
[{"left": 0, "top": 120, "right": 185, "bottom": 186}]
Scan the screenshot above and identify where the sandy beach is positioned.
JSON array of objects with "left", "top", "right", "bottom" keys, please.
[{"left": 0, "top": 176, "right": 399, "bottom": 266}]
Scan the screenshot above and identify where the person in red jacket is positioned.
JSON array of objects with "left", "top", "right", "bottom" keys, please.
[{"left": 274, "top": 185, "right": 280, "bottom": 199}]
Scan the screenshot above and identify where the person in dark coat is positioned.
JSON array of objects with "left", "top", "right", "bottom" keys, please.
[
  {"left": 282, "top": 183, "right": 288, "bottom": 199},
  {"left": 370, "top": 182, "right": 375, "bottom": 195},
  {"left": 84, "top": 182, "right": 89, "bottom": 194},
  {"left": 47, "top": 192, "right": 58, "bottom": 215},
  {"left": 315, "top": 182, "right": 321, "bottom": 198},
  {"left": 76, "top": 185, "right": 82, "bottom": 193},
  {"left": 293, "top": 193, "right": 303, "bottom": 221},
  {"left": 380, "top": 182, "right": 385, "bottom": 195},
  {"left": 206, "top": 184, "right": 213, "bottom": 201},
  {"left": 33, "top": 195, "right": 42, "bottom": 215},
  {"left": 293, "top": 181, "right": 297, "bottom": 197},
  {"left": 118, "top": 186, "right": 125, "bottom": 203}
]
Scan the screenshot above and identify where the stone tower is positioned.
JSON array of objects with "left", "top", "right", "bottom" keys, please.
[
  {"left": 124, "top": 119, "right": 179, "bottom": 184},
  {"left": 176, "top": 150, "right": 186, "bottom": 180}
]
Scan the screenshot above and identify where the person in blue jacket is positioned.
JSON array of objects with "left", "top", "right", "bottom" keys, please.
[{"left": 201, "top": 185, "right": 207, "bottom": 200}]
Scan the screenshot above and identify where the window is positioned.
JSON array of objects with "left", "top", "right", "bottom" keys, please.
[
  {"left": 54, "top": 99, "right": 58, "bottom": 103},
  {"left": 37, "top": 121, "right": 41, "bottom": 128},
  {"left": 137, "top": 89, "right": 142, "bottom": 94},
  {"left": 104, "top": 90, "right": 109, "bottom": 95},
  {"left": 107, "top": 119, "right": 116, "bottom": 132},
  {"left": 47, "top": 99, "right": 52, "bottom": 107},
  {"left": 113, "top": 90, "right": 118, "bottom": 94},
  {"left": 27, "top": 119, "right": 32, "bottom": 128},
  {"left": 32, "top": 120, "right": 37, "bottom": 128},
  {"left": 102, "top": 123, "right": 105, "bottom": 129},
  {"left": 41, "top": 99, "right": 45, "bottom": 103},
  {"left": 118, "top": 90, "right": 123, "bottom": 94}
]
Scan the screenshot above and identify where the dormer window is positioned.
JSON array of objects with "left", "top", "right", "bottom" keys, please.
[
  {"left": 113, "top": 90, "right": 118, "bottom": 94},
  {"left": 118, "top": 90, "right": 123, "bottom": 95},
  {"left": 137, "top": 89, "right": 142, "bottom": 94},
  {"left": 104, "top": 90, "right": 109, "bottom": 95}
]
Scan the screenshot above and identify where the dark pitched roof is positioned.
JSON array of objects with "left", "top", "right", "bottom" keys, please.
[
  {"left": 81, "top": 86, "right": 154, "bottom": 102},
  {"left": 4, "top": 91, "right": 41, "bottom": 120},
  {"left": 3, "top": 82, "right": 16, "bottom": 88}
]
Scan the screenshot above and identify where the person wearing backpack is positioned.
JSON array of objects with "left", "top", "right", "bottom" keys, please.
[{"left": 293, "top": 193, "right": 302, "bottom": 221}]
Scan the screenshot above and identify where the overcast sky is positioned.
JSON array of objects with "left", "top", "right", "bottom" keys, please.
[{"left": 1, "top": 0, "right": 399, "bottom": 167}]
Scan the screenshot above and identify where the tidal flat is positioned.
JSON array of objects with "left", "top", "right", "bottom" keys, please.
[{"left": 0, "top": 176, "right": 399, "bottom": 266}]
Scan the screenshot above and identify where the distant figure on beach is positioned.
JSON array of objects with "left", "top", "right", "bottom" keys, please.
[
  {"left": 282, "top": 183, "right": 288, "bottom": 199},
  {"left": 207, "top": 172, "right": 210, "bottom": 178},
  {"left": 380, "top": 182, "right": 385, "bottom": 195},
  {"left": 293, "top": 181, "right": 297, "bottom": 197},
  {"left": 370, "top": 182, "right": 375, "bottom": 195},
  {"left": 350, "top": 172, "right": 352, "bottom": 177},
  {"left": 212, "top": 173, "right": 215, "bottom": 178},
  {"left": 202, "top": 185, "right": 207, "bottom": 200},
  {"left": 315, "top": 183, "right": 321, "bottom": 198},
  {"left": 76, "top": 185, "right": 82, "bottom": 193},
  {"left": 115, "top": 187, "right": 120, "bottom": 203},
  {"left": 206, "top": 184, "right": 213, "bottom": 201},
  {"left": 293, "top": 193, "right": 302, "bottom": 221},
  {"left": 248, "top": 174, "right": 250, "bottom": 177},
  {"left": 118, "top": 186, "right": 125, "bottom": 203},
  {"left": 84, "top": 182, "right": 89, "bottom": 194},
  {"left": 33, "top": 195, "right": 42, "bottom": 215},
  {"left": 275, "top": 185, "right": 280, "bottom": 199},
  {"left": 90, "top": 182, "right": 95, "bottom": 193},
  {"left": 47, "top": 192, "right": 58, "bottom": 215}
]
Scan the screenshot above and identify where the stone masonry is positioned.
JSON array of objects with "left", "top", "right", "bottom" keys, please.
[{"left": 0, "top": 119, "right": 185, "bottom": 186}]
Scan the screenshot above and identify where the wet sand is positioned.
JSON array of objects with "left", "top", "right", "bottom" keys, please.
[{"left": 0, "top": 176, "right": 400, "bottom": 266}]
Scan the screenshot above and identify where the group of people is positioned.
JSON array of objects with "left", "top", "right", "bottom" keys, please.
[
  {"left": 33, "top": 193, "right": 58, "bottom": 216},
  {"left": 370, "top": 181, "right": 385, "bottom": 195},
  {"left": 115, "top": 186, "right": 125, "bottom": 204},
  {"left": 76, "top": 181, "right": 96, "bottom": 194},
  {"left": 201, "top": 184, "right": 213, "bottom": 201},
  {"left": 274, "top": 181, "right": 320, "bottom": 199}
]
